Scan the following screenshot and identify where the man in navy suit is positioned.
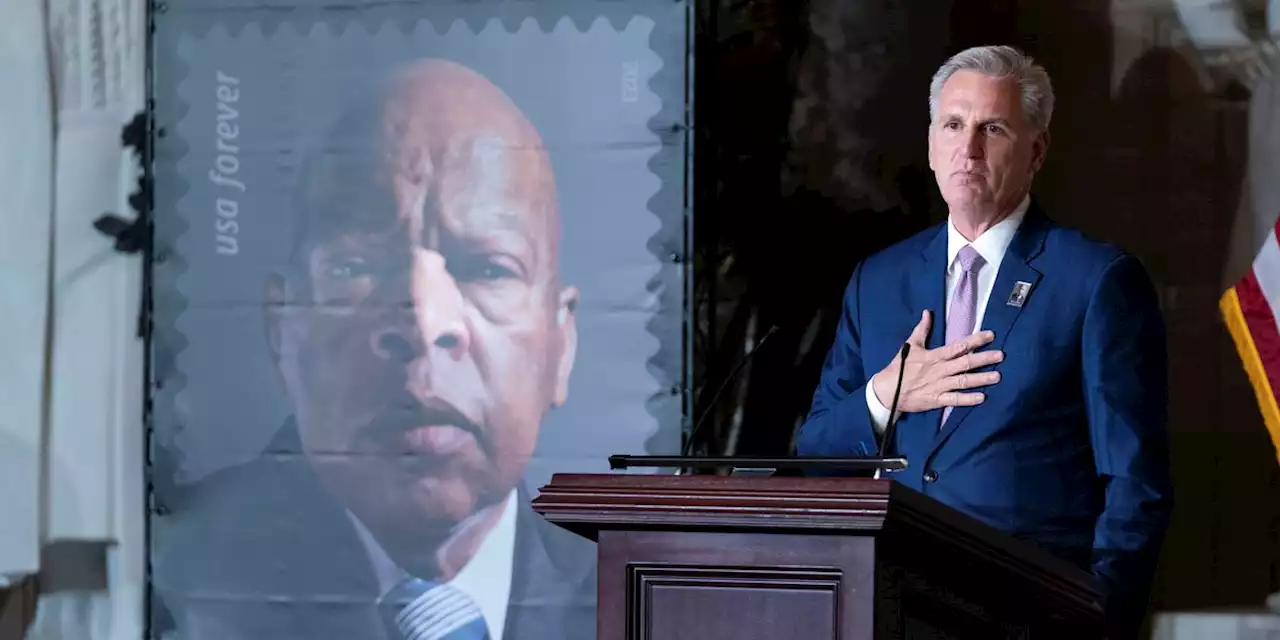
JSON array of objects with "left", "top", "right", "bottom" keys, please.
[{"left": 796, "top": 45, "right": 1173, "bottom": 637}]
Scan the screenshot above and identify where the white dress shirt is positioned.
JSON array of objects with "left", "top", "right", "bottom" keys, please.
[
  {"left": 350, "top": 488, "right": 519, "bottom": 639},
  {"left": 866, "top": 195, "right": 1031, "bottom": 431}
]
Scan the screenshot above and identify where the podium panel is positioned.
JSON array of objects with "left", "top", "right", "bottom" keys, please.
[
  {"left": 603, "top": 530, "right": 873, "bottom": 639},
  {"left": 533, "top": 473, "right": 1104, "bottom": 640}
]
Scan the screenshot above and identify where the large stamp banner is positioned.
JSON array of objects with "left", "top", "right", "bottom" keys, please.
[{"left": 147, "top": 2, "right": 688, "bottom": 638}]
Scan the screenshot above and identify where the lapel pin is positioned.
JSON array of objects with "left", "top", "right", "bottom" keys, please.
[{"left": 1007, "top": 281, "right": 1032, "bottom": 308}]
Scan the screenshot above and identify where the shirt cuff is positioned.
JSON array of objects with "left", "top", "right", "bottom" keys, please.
[{"left": 865, "top": 381, "right": 891, "bottom": 434}]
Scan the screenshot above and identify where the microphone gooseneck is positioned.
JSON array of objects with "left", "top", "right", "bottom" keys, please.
[{"left": 874, "top": 342, "right": 910, "bottom": 479}]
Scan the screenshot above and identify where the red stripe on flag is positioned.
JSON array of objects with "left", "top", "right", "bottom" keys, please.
[{"left": 1234, "top": 270, "right": 1280, "bottom": 402}]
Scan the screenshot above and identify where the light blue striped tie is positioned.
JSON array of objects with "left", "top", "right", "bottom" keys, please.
[{"left": 379, "top": 578, "right": 491, "bottom": 640}]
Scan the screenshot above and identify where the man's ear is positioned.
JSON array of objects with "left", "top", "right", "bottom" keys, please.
[
  {"left": 927, "top": 125, "right": 938, "bottom": 173},
  {"left": 552, "top": 285, "right": 579, "bottom": 407},
  {"left": 264, "top": 272, "right": 289, "bottom": 369},
  {"left": 1031, "top": 129, "right": 1051, "bottom": 175}
]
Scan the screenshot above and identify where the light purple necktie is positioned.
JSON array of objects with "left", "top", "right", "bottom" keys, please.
[{"left": 941, "top": 245, "right": 985, "bottom": 426}]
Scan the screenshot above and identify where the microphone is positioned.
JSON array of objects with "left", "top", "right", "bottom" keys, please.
[
  {"left": 873, "top": 342, "right": 910, "bottom": 480},
  {"left": 681, "top": 324, "right": 782, "bottom": 459}
]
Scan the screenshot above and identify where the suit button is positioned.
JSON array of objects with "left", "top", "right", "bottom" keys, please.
[{"left": 923, "top": 470, "right": 938, "bottom": 483}]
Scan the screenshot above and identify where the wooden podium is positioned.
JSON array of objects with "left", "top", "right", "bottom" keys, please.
[{"left": 533, "top": 473, "right": 1104, "bottom": 640}]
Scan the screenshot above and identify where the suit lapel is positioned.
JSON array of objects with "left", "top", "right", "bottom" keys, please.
[
  {"left": 925, "top": 204, "right": 1049, "bottom": 462},
  {"left": 263, "top": 421, "right": 383, "bottom": 599},
  {"left": 502, "top": 486, "right": 596, "bottom": 640},
  {"left": 898, "top": 224, "right": 949, "bottom": 454},
  {"left": 185, "top": 421, "right": 385, "bottom": 637},
  {"left": 910, "top": 224, "right": 950, "bottom": 353}
]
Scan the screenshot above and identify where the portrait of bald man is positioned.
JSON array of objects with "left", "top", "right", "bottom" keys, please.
[{"left": 152, "top": 58, "right": 597, "bottom": 640}]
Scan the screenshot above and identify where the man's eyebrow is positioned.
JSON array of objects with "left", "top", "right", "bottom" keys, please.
[{"left": 456, "top": 207, "right": 533, "bottom": 234}]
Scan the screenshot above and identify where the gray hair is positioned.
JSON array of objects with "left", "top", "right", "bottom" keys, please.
[{"left": 928, "top": 45, "right": 1054, "bottom": 131}]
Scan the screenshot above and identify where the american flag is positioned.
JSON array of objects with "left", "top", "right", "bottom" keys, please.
[{"left": 1221, "top": 213, "right": 1280, "bottom": 467}]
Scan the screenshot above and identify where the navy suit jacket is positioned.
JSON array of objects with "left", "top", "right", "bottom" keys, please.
[{"left": 795, "top": 201, "right": 1173, "bottom": 631}]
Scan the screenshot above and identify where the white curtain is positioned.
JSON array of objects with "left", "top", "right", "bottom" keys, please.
[
  {"left": 0, "top": 0, "right": 58, "bottom": 589},
  {"left": 0, "top": 0, "right": 146, "bottom": 636}
]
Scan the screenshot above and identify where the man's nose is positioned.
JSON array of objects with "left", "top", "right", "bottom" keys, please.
[
  {"left": 369, "top": 249, "right": 470, "bottom": 362},
  {"left": 962, "top": 128, "right": 985, "bottom": 158}
]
